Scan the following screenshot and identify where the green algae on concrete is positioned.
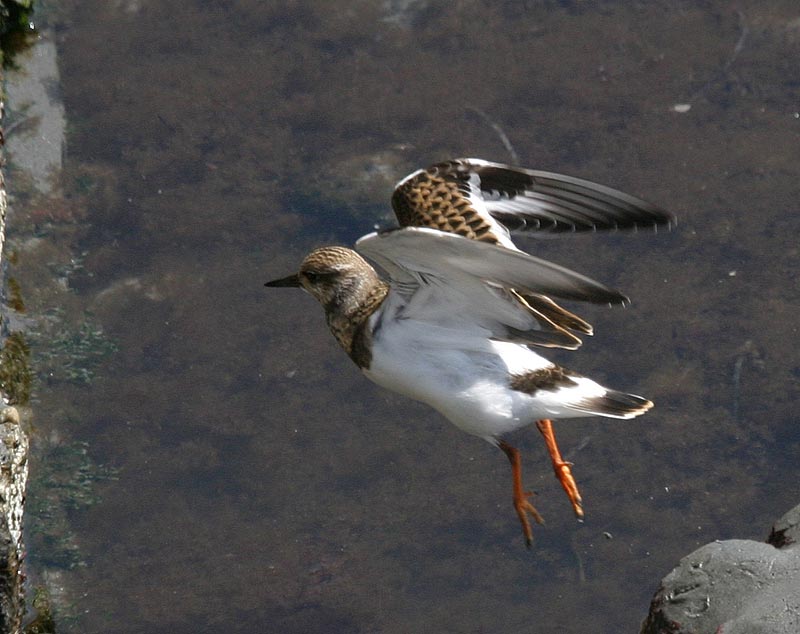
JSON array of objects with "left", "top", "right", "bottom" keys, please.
[
  {"left": 0, "top": 332, "right": 30, "bottom": 405},
  {"left": 1, "top": 0, "right": 36, "bottom": 69},
  {"left": 22, "top": 586, "right": 56, "bottom": 634},
  {"left": 28, "top": 311, "right": 118, "bottom": 386}
]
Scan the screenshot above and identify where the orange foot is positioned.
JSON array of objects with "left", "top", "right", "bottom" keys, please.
[
  {"left": 536, "top": 419, "right": 584, "bottom": 519},
  {"left": 498, "top": 440, "right": 545, "bottom": 548}
]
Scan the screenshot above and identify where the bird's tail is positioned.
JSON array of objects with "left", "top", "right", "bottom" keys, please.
[{"left": 572, "top": 388, "right": 653, "bottom": 419}]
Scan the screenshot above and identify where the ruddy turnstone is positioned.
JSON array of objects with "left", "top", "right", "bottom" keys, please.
[{"left": 267, "top": 158, "right": 674, "bottom": 546}]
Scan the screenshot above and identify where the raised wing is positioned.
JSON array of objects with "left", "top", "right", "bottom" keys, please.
[
  {"left": 388, "top": 158, "right": 673, "bottom": 347},
  {"left": 356, "top": 228, "right": 628, "bottom": 349},
  {"left": 391, "top": 158, "right": 675, "bottom": 240}
]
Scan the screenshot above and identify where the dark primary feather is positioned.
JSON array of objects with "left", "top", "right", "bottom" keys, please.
[
  {"left": 393, "top": 159, "right": 675, "bottom": 237},
  {"left": 572, "top": 389, "right": 653, "bottom": 418}
]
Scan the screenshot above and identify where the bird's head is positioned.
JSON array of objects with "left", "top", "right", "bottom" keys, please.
[{"left": 265, "top": 246, "right": 378, "bottom": 311}]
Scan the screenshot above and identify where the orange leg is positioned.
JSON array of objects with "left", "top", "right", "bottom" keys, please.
[
  {"left": 536, "top": 419, "right": 584, "bottom": 519},
  {"left": 498, "top": 440, "right": 544, "bottom": 548}
]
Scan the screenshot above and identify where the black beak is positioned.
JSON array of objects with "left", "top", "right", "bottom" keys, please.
[{"left": 265, "top": 273, "right": 301, "bottom": 288}]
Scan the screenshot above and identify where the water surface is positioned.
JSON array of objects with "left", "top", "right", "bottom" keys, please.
[{"left": 7, "top": 1, "right": 800, "bottom": 632}]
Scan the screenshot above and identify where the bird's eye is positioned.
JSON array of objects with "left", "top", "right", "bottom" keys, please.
[{"left": 303, "top": 269, "right": 337, "bottom": 284}]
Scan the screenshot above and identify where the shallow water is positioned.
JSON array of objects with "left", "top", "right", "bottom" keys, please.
[{"left": 6, "top": 1, "right": 800, "bottom": 632}]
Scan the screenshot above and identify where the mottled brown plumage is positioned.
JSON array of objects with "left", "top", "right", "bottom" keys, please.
[
  {"left": 274, "top": 247, "right": 390, "bottom": 368},
  {"left": 392, "top": 162, "right": 502, "bottom": 244},
  {"left": 509, "top": 366, "right": 579, "bottom": 395}
]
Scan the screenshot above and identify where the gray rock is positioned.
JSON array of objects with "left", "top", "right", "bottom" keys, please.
[{"left": 641, "top": 504, "right": 800, "bottom": 633}]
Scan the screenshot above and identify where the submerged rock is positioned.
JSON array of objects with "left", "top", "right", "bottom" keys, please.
[{"left": 641, "top": 503, "right": 800, "bottom": 634}]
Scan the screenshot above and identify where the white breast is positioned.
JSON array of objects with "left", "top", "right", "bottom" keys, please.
[{"left": 363, "top": 311, "right": 554, "bottom": 441}]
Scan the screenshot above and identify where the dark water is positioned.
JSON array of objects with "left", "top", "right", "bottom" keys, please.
[{"left": 7, "top": 1, "right": 800, "bottom": 632}]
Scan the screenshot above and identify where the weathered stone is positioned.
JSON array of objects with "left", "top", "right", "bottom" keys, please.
[
  {"left": 0, "top": 26, "right": 32, "bottom": 630},
  {"left": 641, "top": 503, "right": 800, "bottom": 634},
  {"left": 0, "top": 407, "right": 26, "bottom": 634}
]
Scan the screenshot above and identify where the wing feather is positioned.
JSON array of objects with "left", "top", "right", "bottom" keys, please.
[
  {"left": 392, "top": 158, "right": 675, "bottom": 236},
  {"left": 385, "top": 159, "right": 673, "bottom": 349},
  {"left": 358, "top": 227, "right": 626, "bottom": 305},
  {"left": 356, "top": 228, "right": 627, "bottom": 350}
]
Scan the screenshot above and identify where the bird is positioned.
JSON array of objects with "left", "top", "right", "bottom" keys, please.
[{"left": 266, "top": 158, "right": 674, "bottom": 546}]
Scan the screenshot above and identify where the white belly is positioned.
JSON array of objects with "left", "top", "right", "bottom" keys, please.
[{"left": 363, "top": 319, "right": 555, "bottom": 440}]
